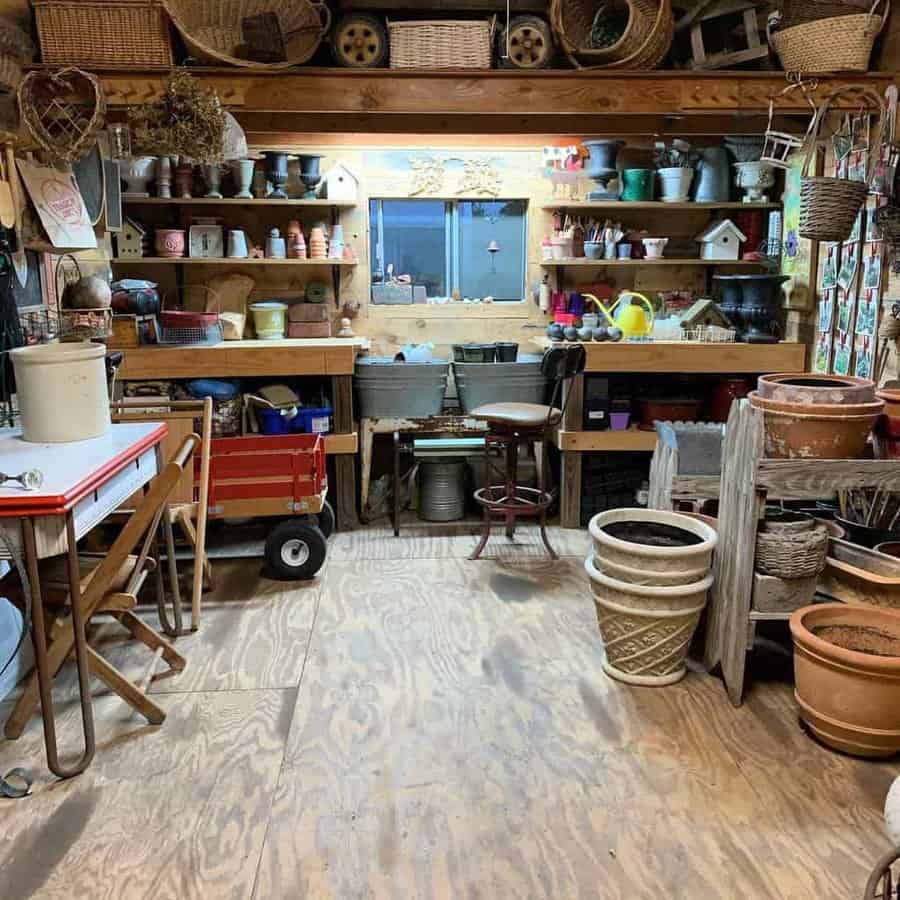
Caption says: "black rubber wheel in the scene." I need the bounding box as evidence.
[331,13,388,68]
[497,15,554,69]
[264,520,327,580]
[316,499,335,539]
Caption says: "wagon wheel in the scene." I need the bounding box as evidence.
[497,15,554,69]
[264,520,327,581]
[331,13,388,68]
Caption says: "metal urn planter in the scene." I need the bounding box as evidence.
[714,274,788,343]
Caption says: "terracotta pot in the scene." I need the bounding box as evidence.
[790,603,900,757]
[710,377,750,423]
[876,387,900,418]
[757,373,876,405]
[637,398,701,430]
[155,228,186,258]
[749,391,885,419]
[749,392,880,459]
[875,415,900,460]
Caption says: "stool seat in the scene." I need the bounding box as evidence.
[470,402,561,428]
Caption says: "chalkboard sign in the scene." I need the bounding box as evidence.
[10,251,44,309]
[73,143,105,227]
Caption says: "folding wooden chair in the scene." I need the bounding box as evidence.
[111,398,213,631]
[3,435,199,738]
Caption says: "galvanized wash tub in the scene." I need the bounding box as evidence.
[355,357,450,418]
[453,355,547,414]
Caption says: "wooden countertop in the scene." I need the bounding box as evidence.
[118,338,369,380]
[531,339,806,374]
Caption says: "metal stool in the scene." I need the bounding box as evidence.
[469,345,586,560]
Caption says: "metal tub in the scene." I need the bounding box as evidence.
[453,355,548,414]
[355,357,449,418]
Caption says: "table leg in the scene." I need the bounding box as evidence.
[22,515,96,778]
[392,431,400,537]
[359,419,373,523]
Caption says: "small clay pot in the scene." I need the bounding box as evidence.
[748,391,884,418]
[637,398,701,431]
[790,603,900,757]
[757,373,876,405]
[155,228,186,258]
[749,392,881,459]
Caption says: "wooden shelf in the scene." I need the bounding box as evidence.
[111,257,356,266]
[123,198,354,208]
[541,201,780,211]
[532,338,806,373]
[325,432,358,455]
[117,338,369,379]
[540,258,766,267]
[556,428,657,452]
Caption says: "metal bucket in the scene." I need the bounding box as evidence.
[419,458,467,521]
[355,357,449,417]
[454,355,547,413]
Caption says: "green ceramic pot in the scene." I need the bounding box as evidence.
[621,168,655,202]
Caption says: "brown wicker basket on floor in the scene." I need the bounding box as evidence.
[34,0,173,67]
[755,523,828,579]
[799,87,885,243]
[550,0,672,69]
[768,0,888,73]
[164,0,330,68]
[388,19,494,68]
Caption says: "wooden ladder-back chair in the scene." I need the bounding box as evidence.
[111,398,213,631]
[4,435,200,739]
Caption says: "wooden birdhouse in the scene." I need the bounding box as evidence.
[696,218,747,261]
[678,297,733,330]
[116,217,149,259]
[320,162,359,204]
[678,0,769,70]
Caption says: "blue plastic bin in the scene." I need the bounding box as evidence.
[294,406,333,434]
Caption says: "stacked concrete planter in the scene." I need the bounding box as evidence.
[586,508,717,686]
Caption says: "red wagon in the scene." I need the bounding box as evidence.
[201,433,333,579]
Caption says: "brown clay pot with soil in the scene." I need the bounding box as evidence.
[790,603,900,757]
[749,391,882,459]
[876,387,900,418]
[749,392,885,419]
[758,373,876,406]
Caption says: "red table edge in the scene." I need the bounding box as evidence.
[0,423,169,518]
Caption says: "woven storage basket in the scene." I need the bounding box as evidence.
[768,0,888,73]
[781,0,875,27]
[388,19,494,68]
[799,87,885,242]
[34,0,173,67]
[550,0,672,69]
[756,524,829,579]
[164,0,330,68]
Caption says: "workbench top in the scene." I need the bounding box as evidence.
[118,338,370,380]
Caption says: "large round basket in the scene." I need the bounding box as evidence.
[768,0,888,73]
[550,0,672,69]
[163,0,331,68]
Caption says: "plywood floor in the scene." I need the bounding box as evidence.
[1,522,897,900]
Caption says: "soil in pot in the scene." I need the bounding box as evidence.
[601,521,703,547]
[813,624,900,657]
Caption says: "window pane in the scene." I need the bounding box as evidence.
[370,199,447,300]
[458,200,526,302]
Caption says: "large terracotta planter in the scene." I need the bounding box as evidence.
[757,373,876,405]
[588,508,717,585]
[876,387,900,418]
[749,391,884,419]
[749,391,881,459]
[790,603,900,757]
[585,555,712,686]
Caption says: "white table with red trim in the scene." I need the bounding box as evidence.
[0,421,167,778]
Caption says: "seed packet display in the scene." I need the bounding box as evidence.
[818,290,834,332]
[822,244,839,289]
[856,288,879,336]
[838,243,860,292]
[814,331,833,373]
[837,287,857,334]
[867,199,885,242]
[855,334,874,379]
[849,207,865,243]
[863,245,883,290]
[833,331,853,376]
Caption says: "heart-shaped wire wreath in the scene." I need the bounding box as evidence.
[17,67,106,164]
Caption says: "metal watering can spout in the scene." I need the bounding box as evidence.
[581,293,616,327]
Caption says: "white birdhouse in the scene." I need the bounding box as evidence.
[117,217,149,259]
[695,218,747,261]
[321,162,359,204]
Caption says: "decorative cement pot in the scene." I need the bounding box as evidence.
[122,156,156,197]
[156,156,172,199]
[790,603,900,757]
[175,162,194,199]
[642,237,668,258]
[714,274,787,343]
[234,159,256,199]
[734,160,775,203]
[588,507,717,583]
[266,152,290,199]
[757,373,876,405]
[584,140,624,200]
[299,153,323,199]
[203,164,224,199]
[155,228,186,258]
[585,555,713,686]
[749,391,882,459]
[621,168,654,201]
[692,147,731,203]
[658,166,693,202]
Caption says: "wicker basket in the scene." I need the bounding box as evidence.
[780,0,876,27]
[34,0,173,67]
[799,87,885,242]
[164,0,331,68]
[550,0,672,69]
[768,0,888,73]
[388,19,494,68]
[756,524,829,579]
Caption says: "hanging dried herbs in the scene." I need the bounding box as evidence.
[127,71,226,163]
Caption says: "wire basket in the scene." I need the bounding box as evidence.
[59,308,112,342]
[681,325,737,342]
[157,313,224,346]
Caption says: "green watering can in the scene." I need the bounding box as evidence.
[584,292,655,339]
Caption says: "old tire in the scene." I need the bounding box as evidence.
[497,15,554,69]
[264,520,327,580]
[331,13,388,68]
